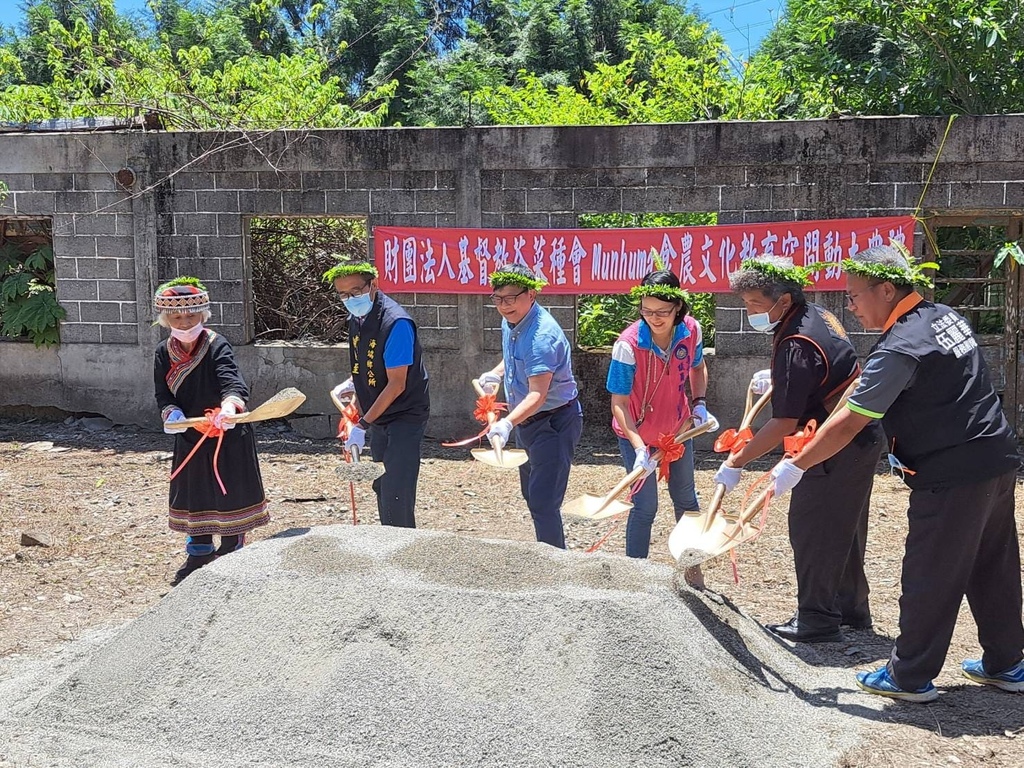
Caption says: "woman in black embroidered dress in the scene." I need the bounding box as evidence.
[153,277,269,586]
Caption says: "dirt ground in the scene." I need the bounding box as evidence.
[2,416,1023,767]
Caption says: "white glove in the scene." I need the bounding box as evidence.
[770,459,805,497]
[751,369,772,396]
[477,371,502,394]
[214,400,238,430]
[631,446,657,478]
[692,403,709,427]
[163,408,187,434]
[714,461,743,492]
[345,424,366,452]
[486,417,513,449]
[332,378,355,401]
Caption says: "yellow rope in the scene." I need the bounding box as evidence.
[911,114,958,287]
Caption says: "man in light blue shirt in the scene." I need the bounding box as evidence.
[478,264,583,548]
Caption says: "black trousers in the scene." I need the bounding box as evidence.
[890,469,1024,690]
[368,418,426,529]
[787,425,883,631]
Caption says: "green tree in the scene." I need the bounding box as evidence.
[753,0,1024,116]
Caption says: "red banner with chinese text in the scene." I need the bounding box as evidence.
[373,216,915,294]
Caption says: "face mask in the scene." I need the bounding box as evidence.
[170,323,204,343]
[747,297,782,333]
[343,291,374,318]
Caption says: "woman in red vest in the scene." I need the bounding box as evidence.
[606,269,713,582]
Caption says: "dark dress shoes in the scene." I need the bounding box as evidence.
[767,616,843,644]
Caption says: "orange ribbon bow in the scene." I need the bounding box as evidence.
[336,401,361,442]
[442,394,509,448]
[783,420,817,457]
[654,433,686,481]
[714,427,754,455]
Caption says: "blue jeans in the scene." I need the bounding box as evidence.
[617,437,699,559]
[368,418,426,528]
[515,402,583,549]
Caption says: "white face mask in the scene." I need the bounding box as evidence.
[169,323,204,343]
[747,297,782,333]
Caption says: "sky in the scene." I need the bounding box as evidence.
[0,0,779,63]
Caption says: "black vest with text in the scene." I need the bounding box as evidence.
[875,299,1017,489]
[773,302,861,425]
[349,292,430,425]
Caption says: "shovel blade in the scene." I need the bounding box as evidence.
[335,462,386,482]
[668,511,759,566]
[470,446,529,469]
[562,493,632,520]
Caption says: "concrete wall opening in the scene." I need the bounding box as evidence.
[247,216,368,344]
[0,217,61,347]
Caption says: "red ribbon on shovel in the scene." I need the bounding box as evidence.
[714,427,754,455]
[169,408,228,495]
[442,393,509,448]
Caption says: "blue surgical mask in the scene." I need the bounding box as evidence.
[343,291,374,318]
[747,297,782,333]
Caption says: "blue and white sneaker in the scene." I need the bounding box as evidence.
[962,658,1024,692]
[856,665,938,703]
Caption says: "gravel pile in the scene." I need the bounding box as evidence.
[0,526,876,767]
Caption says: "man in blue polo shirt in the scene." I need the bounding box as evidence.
[477,264,583,548]
[328,259,430,529]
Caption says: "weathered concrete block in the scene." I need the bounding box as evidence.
[59,323,102,343]
[195,191,240,212]
[73,174,116,191]
[256,171,302,190]
[326,190,370,212]
[57,279,99,301]
[74,215,117,236]
[415,189,456,213]
[14,191,56,214]
[720,185,772,211]
[346,171,390,190]
[214,172,257,190]
[288,414,334,440]
[391,171,438,190]
[32,173,72,190]
[526,188,573,213]
[174,213,217,236]
[80,302,122,323]
[299,171,345,191]
[370,190,415,214]
[55,191,96,213]
[97,280,135,302]
[238,191,283,214]
[117,259,135,281]
[573,187,622,213]
[481,189,525,214]
[283,190,326,214]
[76,258,119,280]
[99,324,138,344]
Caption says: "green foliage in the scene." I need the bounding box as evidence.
[994,241,1024,269]
[0,0,395,128]
[0,242,65,347]
[577,213,717,348]
[752,0,1024,116]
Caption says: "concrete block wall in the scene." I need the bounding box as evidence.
[1,116,1023,430]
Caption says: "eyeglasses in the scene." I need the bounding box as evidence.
[336,283,371,301]
[845,282,883,307]
[490,289,527,307]
[639,307,676,319]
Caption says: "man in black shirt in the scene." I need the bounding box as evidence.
[772,245,1023,703]
[718,256,883,643]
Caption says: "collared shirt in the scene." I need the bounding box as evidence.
[606,319,703,395]
[502,301,578,410]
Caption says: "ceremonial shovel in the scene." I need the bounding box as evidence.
[167,387,307,430]
[469,379,528,470]
[329,386,386,485]
[562,417,719,521]
[669,378,859,568]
